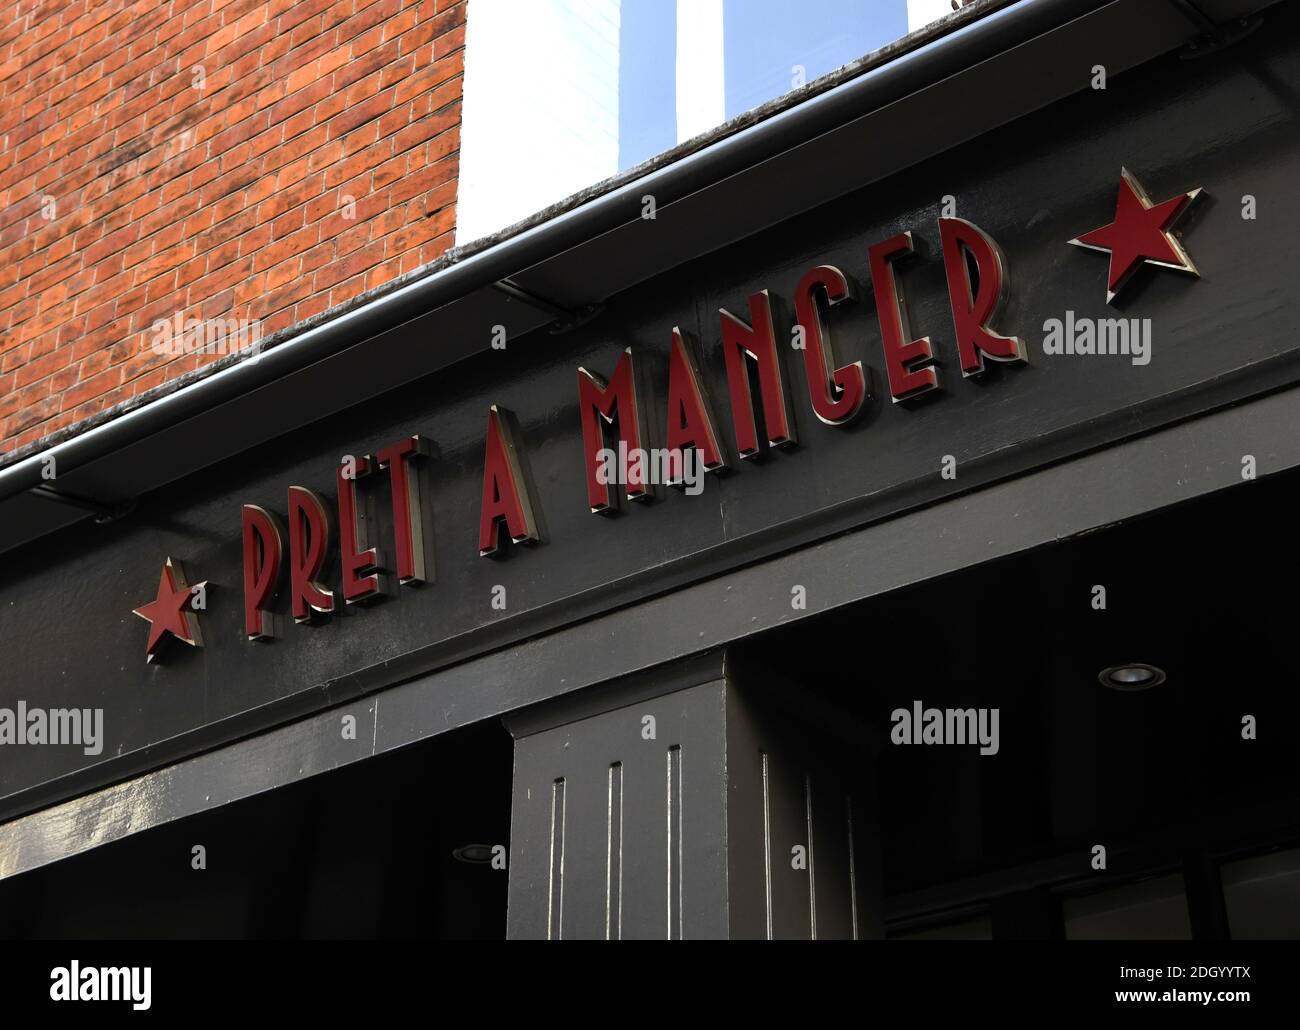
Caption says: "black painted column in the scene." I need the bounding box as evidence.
[503,651,881,939]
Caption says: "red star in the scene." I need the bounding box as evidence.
[1069,168,1201,303]
[132,558,206,663]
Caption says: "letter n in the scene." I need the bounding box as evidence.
[665,328,726,482]
[719,289,796,457]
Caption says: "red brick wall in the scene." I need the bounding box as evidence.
[0,0,464,456]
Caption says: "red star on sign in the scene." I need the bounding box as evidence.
[132,558,207,663]
[1069,168,1201,304]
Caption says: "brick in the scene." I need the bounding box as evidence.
[0,0,462,454]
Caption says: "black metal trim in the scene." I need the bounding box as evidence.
[27,485,133,523]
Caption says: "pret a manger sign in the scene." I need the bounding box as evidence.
[131,170,1204,663]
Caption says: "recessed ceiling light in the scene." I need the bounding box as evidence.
[451,843,496,865]
[1098,663,1166,691]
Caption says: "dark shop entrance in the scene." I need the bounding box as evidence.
[5,460,1296,940]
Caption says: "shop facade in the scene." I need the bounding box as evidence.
[1,0,1298,939]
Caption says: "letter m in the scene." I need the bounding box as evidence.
[103,968,131,1000]
[1097,318,1128,355]
[577,348,649,513]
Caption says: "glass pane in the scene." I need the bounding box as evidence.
[1222,848,1300,940]
[1064,875,1192,940]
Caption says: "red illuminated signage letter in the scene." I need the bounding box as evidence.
[794,265,866,425]
[376,435,432,585]
[719,289,795,457]
[869,231,939,402]
[665,328,726,482]
[577,347,649,513]
[479,405,540,557]
[242,505,284,641]
[287,485,336,622]
[337,455,381,605]
[938,217,1025,376]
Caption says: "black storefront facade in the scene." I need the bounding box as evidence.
[1,0,1298,941]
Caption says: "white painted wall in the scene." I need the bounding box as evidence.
[675,0,724,145]
[458,0,958,246]
[907,0,957,32]
[457,0,621,245]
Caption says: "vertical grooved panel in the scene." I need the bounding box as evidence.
[666,745,683,940]
[805,774,817,940]
[761,750,773,940]
[847,795,859,941]
[606,762,623,940]
[509,677,779,939]
[548,777,566,940]
[725,684,876,940]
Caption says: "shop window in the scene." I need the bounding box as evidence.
[1063,874,1192,940]
[1221,847,1300,940]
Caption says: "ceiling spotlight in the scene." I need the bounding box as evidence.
[451,843,496,865]
[1098,663,1166,691]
